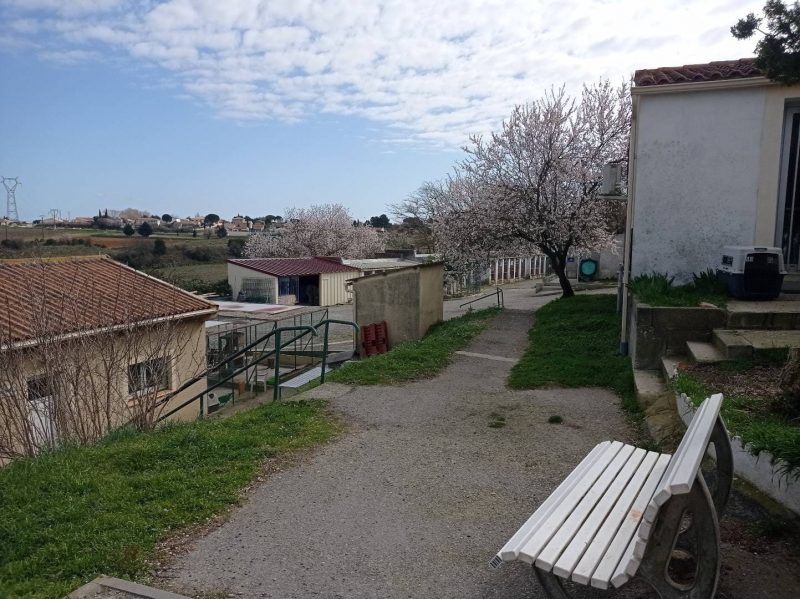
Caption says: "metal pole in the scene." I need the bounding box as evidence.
[320,322,330,384]
[273,330,282,401]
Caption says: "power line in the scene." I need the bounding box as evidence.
[2,177,20,222]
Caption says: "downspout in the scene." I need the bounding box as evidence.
[619,90,640,355]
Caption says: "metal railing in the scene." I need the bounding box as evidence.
[459,286,504,310]
[155,324,318,422]
[154,316,359,422]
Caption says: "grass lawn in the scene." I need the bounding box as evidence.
[0,400,335,598]
[508,295,639,415]
[673,360,800,479]
[328,307,499,385]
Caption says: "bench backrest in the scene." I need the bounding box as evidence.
[637,393,723,544]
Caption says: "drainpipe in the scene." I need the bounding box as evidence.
[620,90,640,356]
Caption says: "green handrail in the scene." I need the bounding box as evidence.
[155,325,317,422]
[459,286,504,310]
[272,326,318,401]
[315,319,360,384]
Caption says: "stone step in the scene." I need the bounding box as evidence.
[712,329,800,360]
[686,340,726,364]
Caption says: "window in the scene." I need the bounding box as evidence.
[128,358,170,395]
[27,376,52,402]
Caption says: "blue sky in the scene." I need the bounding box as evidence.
[0,0,759,222]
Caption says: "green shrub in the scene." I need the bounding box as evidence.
[629,271,727,307]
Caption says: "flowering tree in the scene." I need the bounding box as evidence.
[425,80,630,297]
[245,204,384,259]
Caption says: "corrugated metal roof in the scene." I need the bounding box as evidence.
[343,258,421,270]
[228,257,361,277]
[0,255,217,345]
[634,58,762,87]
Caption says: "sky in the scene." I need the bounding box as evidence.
[0,0,761,222]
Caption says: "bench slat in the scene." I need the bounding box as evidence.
[535,444,636,571]
[589,452,671,589]
[563,449,654,584]
[493,441,617,565]
[516,441,625,565]
[640,394,722,529]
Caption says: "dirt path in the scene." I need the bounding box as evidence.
[160,309,637,598]
[159,305,800,598]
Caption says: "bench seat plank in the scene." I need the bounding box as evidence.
[597,453,671,589]
[517,442,626,564]
[536,445,638,572]
[557,448,652,582]
[492,441,620,566]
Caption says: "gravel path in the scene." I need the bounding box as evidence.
[161,308,636,598]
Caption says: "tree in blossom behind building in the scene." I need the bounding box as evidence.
[244,204,385,259]
[400,80,630,297]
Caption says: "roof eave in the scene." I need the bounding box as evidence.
[1,307,218,352]
[632,76,772,95]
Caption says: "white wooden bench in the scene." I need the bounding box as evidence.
[492,394,733,598]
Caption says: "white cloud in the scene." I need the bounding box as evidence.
[1,0,761,145]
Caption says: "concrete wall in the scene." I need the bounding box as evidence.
[352,263,444,347]
[630,299,726,369]
[631,87,768,282]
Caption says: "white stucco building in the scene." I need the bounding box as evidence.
[626,58,800,282]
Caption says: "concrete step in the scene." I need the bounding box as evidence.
[279,366,323,389]
[68,576,189,598]
[661,356,682,382]
[782,272,800,293]
[712,328,800,359]
[633,368,667,406]
[725,299,800,330]
[686,340,726,364]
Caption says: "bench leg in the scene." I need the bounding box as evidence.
[704,416,733,517]
[637,474,721,598]
[532,567,570,599]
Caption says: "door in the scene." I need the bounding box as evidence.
[27,376,56,451]
[778,106,800,270]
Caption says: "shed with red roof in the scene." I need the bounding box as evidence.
[227,257,362,306]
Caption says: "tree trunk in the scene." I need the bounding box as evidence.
[552,258,574,297]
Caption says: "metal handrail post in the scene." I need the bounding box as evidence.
[320,322,330,384]
[273,330,282,401]
[316,319,360,384]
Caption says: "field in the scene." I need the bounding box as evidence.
[1,225,235,293]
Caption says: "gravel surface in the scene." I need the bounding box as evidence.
[160,308,637,598]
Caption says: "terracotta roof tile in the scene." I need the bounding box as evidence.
[634,58,762,87]
[228,257,361,277]
[0,255,216,345]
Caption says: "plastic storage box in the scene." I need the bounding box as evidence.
[716,246,786,300]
